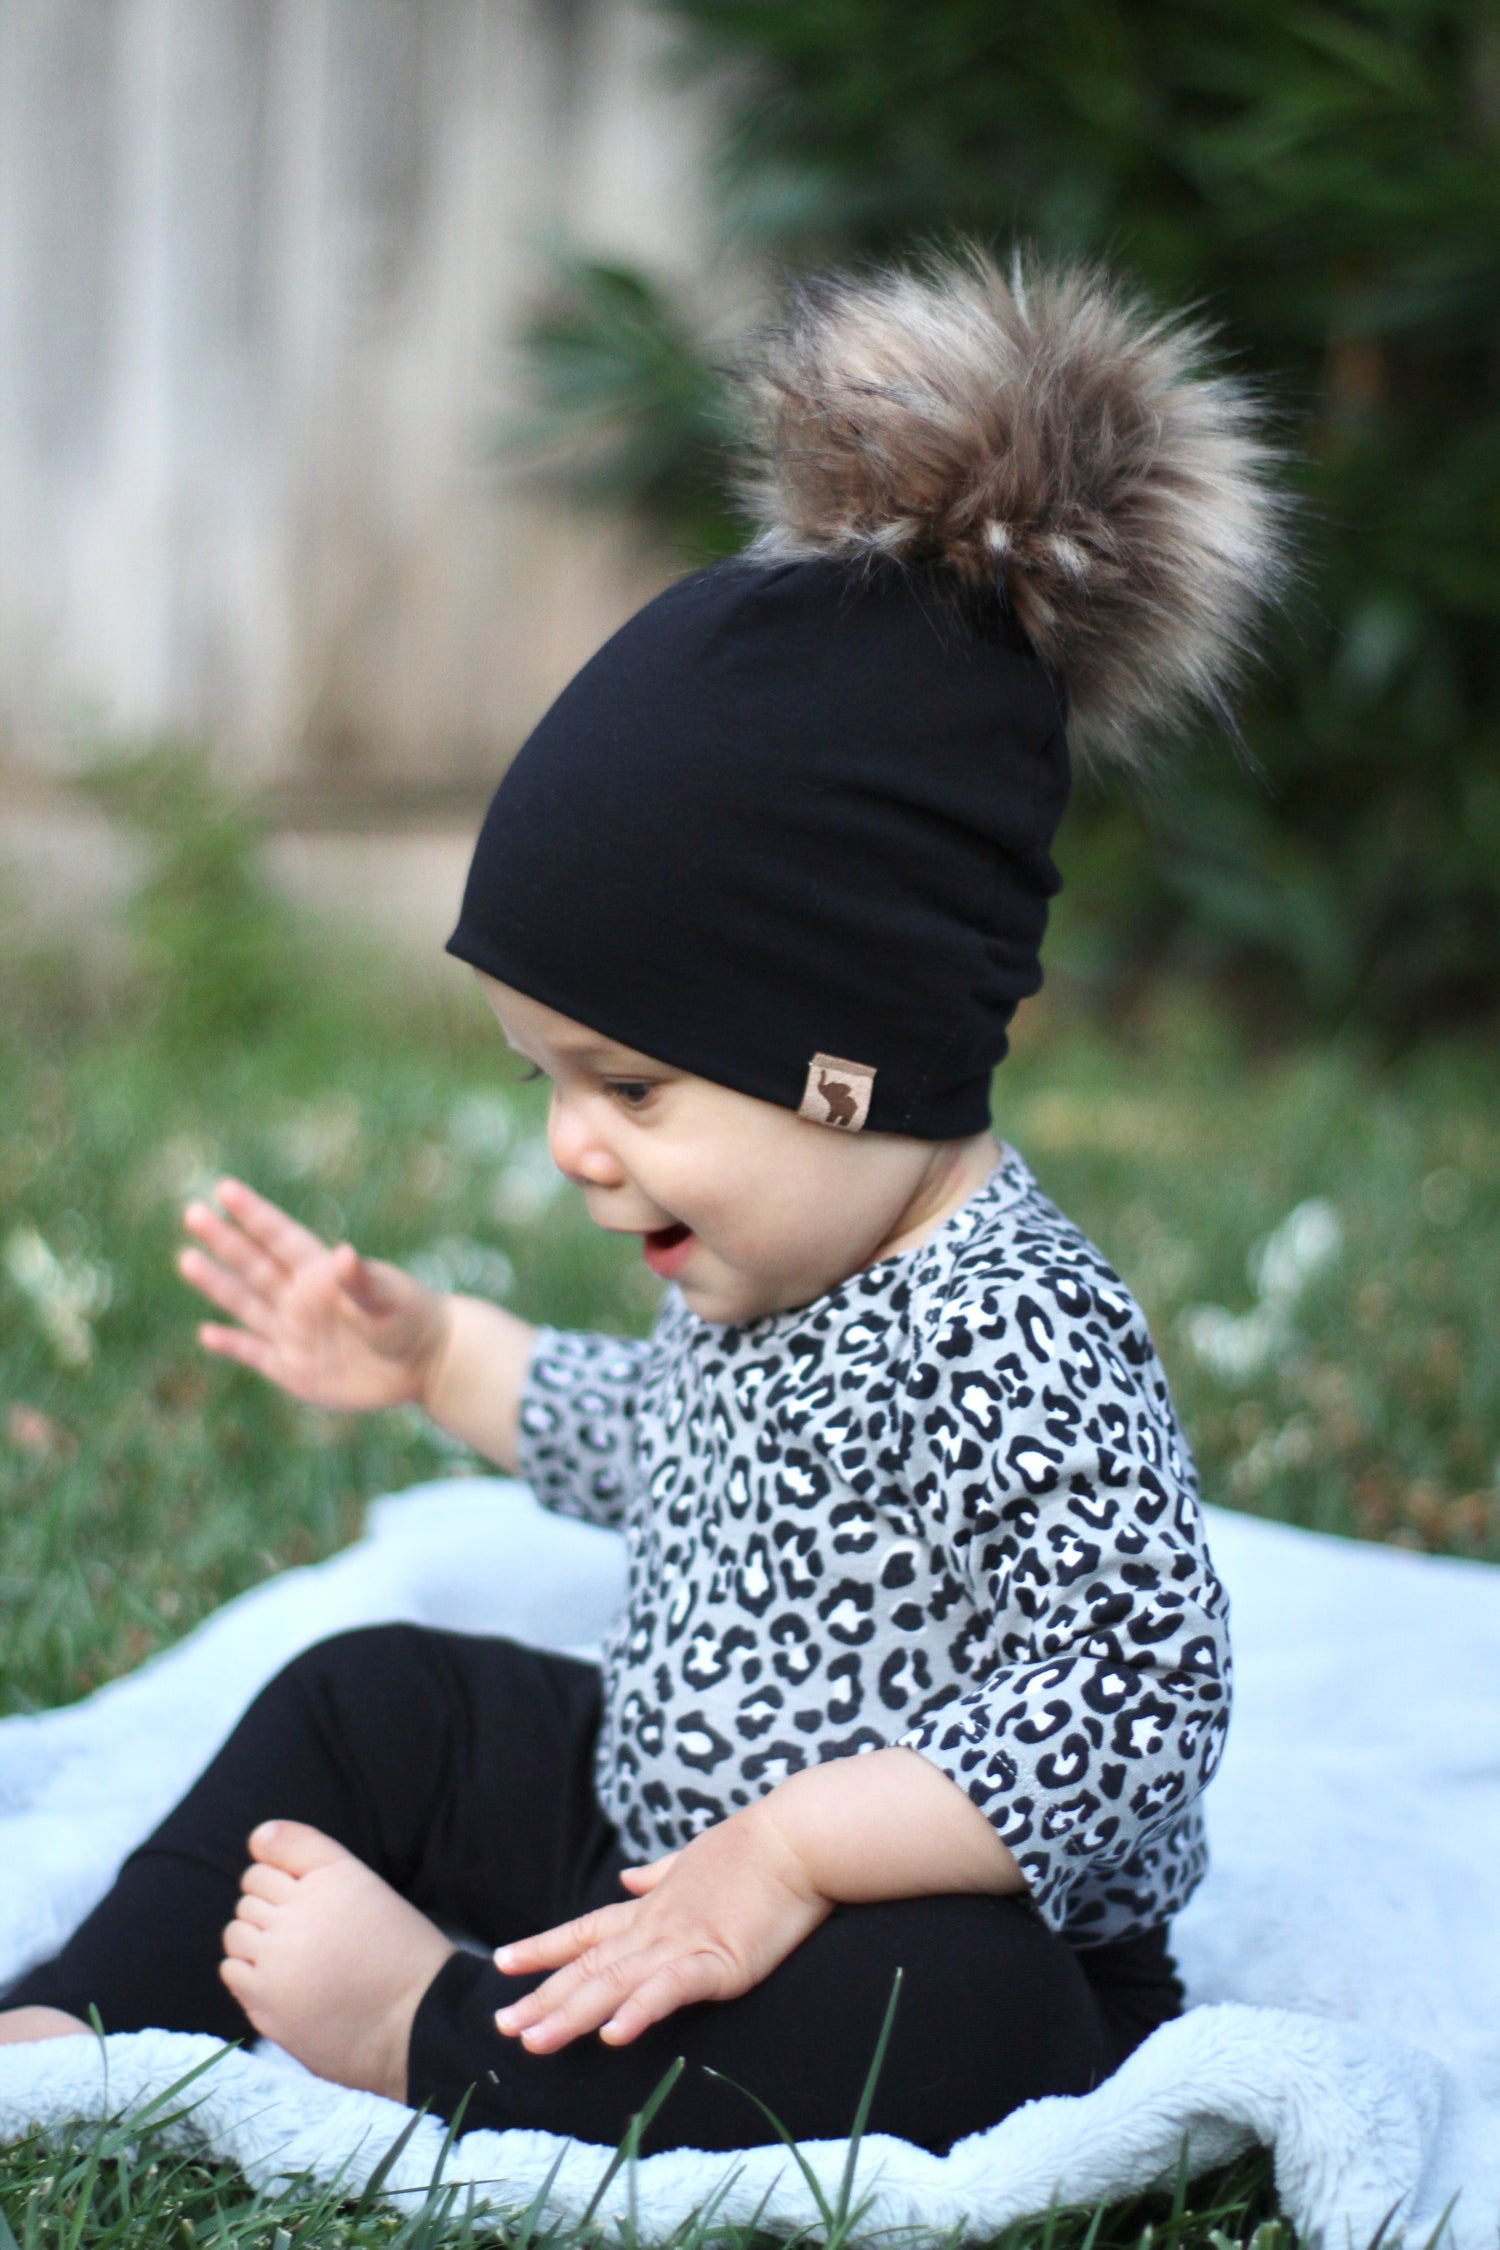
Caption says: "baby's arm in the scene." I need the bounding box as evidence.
[896,1267,1233,1934]
[179,1178,536,1471]
[491,1748,1023,2053]
[416,1293,537,1469]
[751,1744,1024,1901]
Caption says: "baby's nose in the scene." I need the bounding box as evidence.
[546,1103,626,1190]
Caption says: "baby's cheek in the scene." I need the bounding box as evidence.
[715,1217,804,1284]
[679,1229,806,1324]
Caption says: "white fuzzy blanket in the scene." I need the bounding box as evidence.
[1,1482,1497,2248]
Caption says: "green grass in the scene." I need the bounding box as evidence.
[0,952,648,1713]
[2,861,1497,2244]
[0,2047,1287,2250]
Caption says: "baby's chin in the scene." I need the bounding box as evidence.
[675,1255,835,1328]
[675,1273,772,1326]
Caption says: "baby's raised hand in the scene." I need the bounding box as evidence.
[490,1804,831,2052]
[178,1178,449,1413]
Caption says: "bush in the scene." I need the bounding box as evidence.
[515,0,1500,1036]
[75,743,308,1049]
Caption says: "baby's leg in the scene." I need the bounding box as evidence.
[0,2007,90,2045]
[5,1627,610,2095]
[415,1889,1172,2154]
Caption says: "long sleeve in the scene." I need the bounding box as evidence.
[570,1154,1231,1934]
[516,1326,654,1530]
[894,1246,1232,1935]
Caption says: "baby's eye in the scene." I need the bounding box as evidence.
[516,1062,546,1084]
[604,1079,655,1108]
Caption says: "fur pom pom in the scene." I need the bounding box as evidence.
[741,249,1290,767]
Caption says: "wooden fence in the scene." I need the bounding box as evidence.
[0,0,714,799]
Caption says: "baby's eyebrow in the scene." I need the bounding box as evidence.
[550,1037,663,1072]
[499,1022,667,1073]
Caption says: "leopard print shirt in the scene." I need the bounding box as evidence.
[517,1147,1231,1944]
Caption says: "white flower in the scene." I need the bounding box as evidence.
[490,1138,565,1227]
[4,1226,113,1368]
[1250,1198,1343,1307]
[407,1237,516,1303]
[448,1093,515,1162]
[265,1096,361,1182]
[134,1134,222,1207]
[1179,1198,1342,1387]
[1178,1303,1282,1385]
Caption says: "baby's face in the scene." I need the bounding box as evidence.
[477,975,989,1324]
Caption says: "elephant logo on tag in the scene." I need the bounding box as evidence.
[798,1053,875,1132]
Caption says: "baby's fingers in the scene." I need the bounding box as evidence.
[333,1247,413,1320]
[617,1853,680,1895]
[494,1901,631,1979]
[182,1202,287,1301]
[599,1953,725,2045]
[498,1942,667,2052]
[214,1178,327,1269]
[503,1946,724,2053]
[178,1246,280,1339]
[197,1323,281,1381]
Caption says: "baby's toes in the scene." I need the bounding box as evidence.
[248,1819,354,1879]
[221,1910,263,1964]
[218,1953,264,2022]
[240,1861,296,1906]
[233,1893,276,1931]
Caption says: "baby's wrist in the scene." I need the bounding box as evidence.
[410,1289,459,1416]
[744,1772,847,1907]
[738,1786,828,1906]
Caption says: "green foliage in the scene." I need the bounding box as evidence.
[0,787,643,1711]
[510,258,745,565]
[74,745,309,1049]
[1000,994,1500,1552]
[514,0,1500,1034]
[3,931,1497,1729]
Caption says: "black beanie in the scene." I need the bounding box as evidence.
[448,251,1285,1140]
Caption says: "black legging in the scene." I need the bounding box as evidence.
[7,1627,1183,2153]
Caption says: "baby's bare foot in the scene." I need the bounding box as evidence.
[0,2006,91,2046]
[220,1820,454,2104]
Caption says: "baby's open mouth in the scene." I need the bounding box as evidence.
[642,1221,695,1279]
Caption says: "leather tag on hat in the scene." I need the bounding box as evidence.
[799,1053,875,1132]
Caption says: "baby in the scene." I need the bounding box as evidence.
[1,251,1282,2155]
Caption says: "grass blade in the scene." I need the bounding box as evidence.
[392,2087,472,2250]
[699,2069,835,2232]
[117,2040,242,2135]
[1075,2196,1107,2250]
[60,2013,114,2250]
[1415,2190,1462,2250]
[426,2083,472,2195]
[580,2054,687,2229]
[509,2139,572,2248]
[1362,2193,1422,2250]
[831,1966,903,2240]
[349,2101,432,2221]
